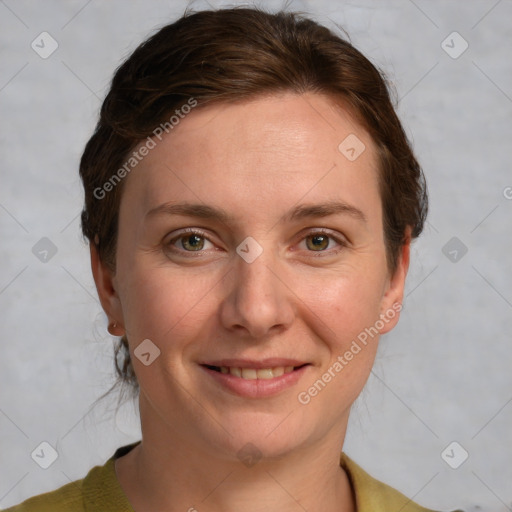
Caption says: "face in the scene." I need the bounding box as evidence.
[93,92,409,460]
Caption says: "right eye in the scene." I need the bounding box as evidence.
[167,229,215,253]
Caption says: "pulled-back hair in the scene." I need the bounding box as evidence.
[80,7,428,397]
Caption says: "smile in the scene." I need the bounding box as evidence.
[199,360,310,398]
[203,364,306,380]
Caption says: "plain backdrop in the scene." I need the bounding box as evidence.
[1,1,511,510]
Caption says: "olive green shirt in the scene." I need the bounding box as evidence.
[3,442,457,511]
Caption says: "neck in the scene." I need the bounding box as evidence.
[115,398,356,512]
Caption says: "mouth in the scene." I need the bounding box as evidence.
[199,359,310,398]
[201,363,309,380]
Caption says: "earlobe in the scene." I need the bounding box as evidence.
[90,243,125,336]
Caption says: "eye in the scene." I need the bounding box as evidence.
[165,228,345,257]
[167,229,214,253]
[299,231,346,253]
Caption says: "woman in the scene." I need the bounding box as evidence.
[5,6,461,512]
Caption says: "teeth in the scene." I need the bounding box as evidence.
[230,367,242,377]
[217,366,297,379]
[242,368,258,379]
[256,369,273,379]
[272,366,284,377]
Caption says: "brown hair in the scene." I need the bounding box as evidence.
[80,6,428,398]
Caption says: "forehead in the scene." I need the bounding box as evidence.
[121,92,380,224]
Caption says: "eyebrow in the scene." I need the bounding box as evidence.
[145,200,367,224]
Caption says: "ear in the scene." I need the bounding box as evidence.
[378,229,411,335]
[90,242,125,336]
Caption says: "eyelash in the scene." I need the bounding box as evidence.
[165,228,347,257]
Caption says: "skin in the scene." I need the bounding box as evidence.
[91,92,410,512]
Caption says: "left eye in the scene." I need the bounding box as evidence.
[301,233,342,252]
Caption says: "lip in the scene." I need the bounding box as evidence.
[199,360,310,399]
[199,358,308,369]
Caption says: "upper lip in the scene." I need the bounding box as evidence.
[200,358,309,369]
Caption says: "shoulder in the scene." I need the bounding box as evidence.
[2,444,138,512]
[340,453,463,512]
[1,478,86,512]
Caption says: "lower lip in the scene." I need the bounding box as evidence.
[200,365,309,398]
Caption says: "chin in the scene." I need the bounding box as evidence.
[197,410,315,462]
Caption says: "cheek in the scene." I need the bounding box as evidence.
[295,274,384,413]
[299,268,385,346]
[118,264,216,344]
[297,269,386,406]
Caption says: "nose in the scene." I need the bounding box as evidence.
[219,250,295,340]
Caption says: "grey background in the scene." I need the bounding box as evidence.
[1,0,511,510]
